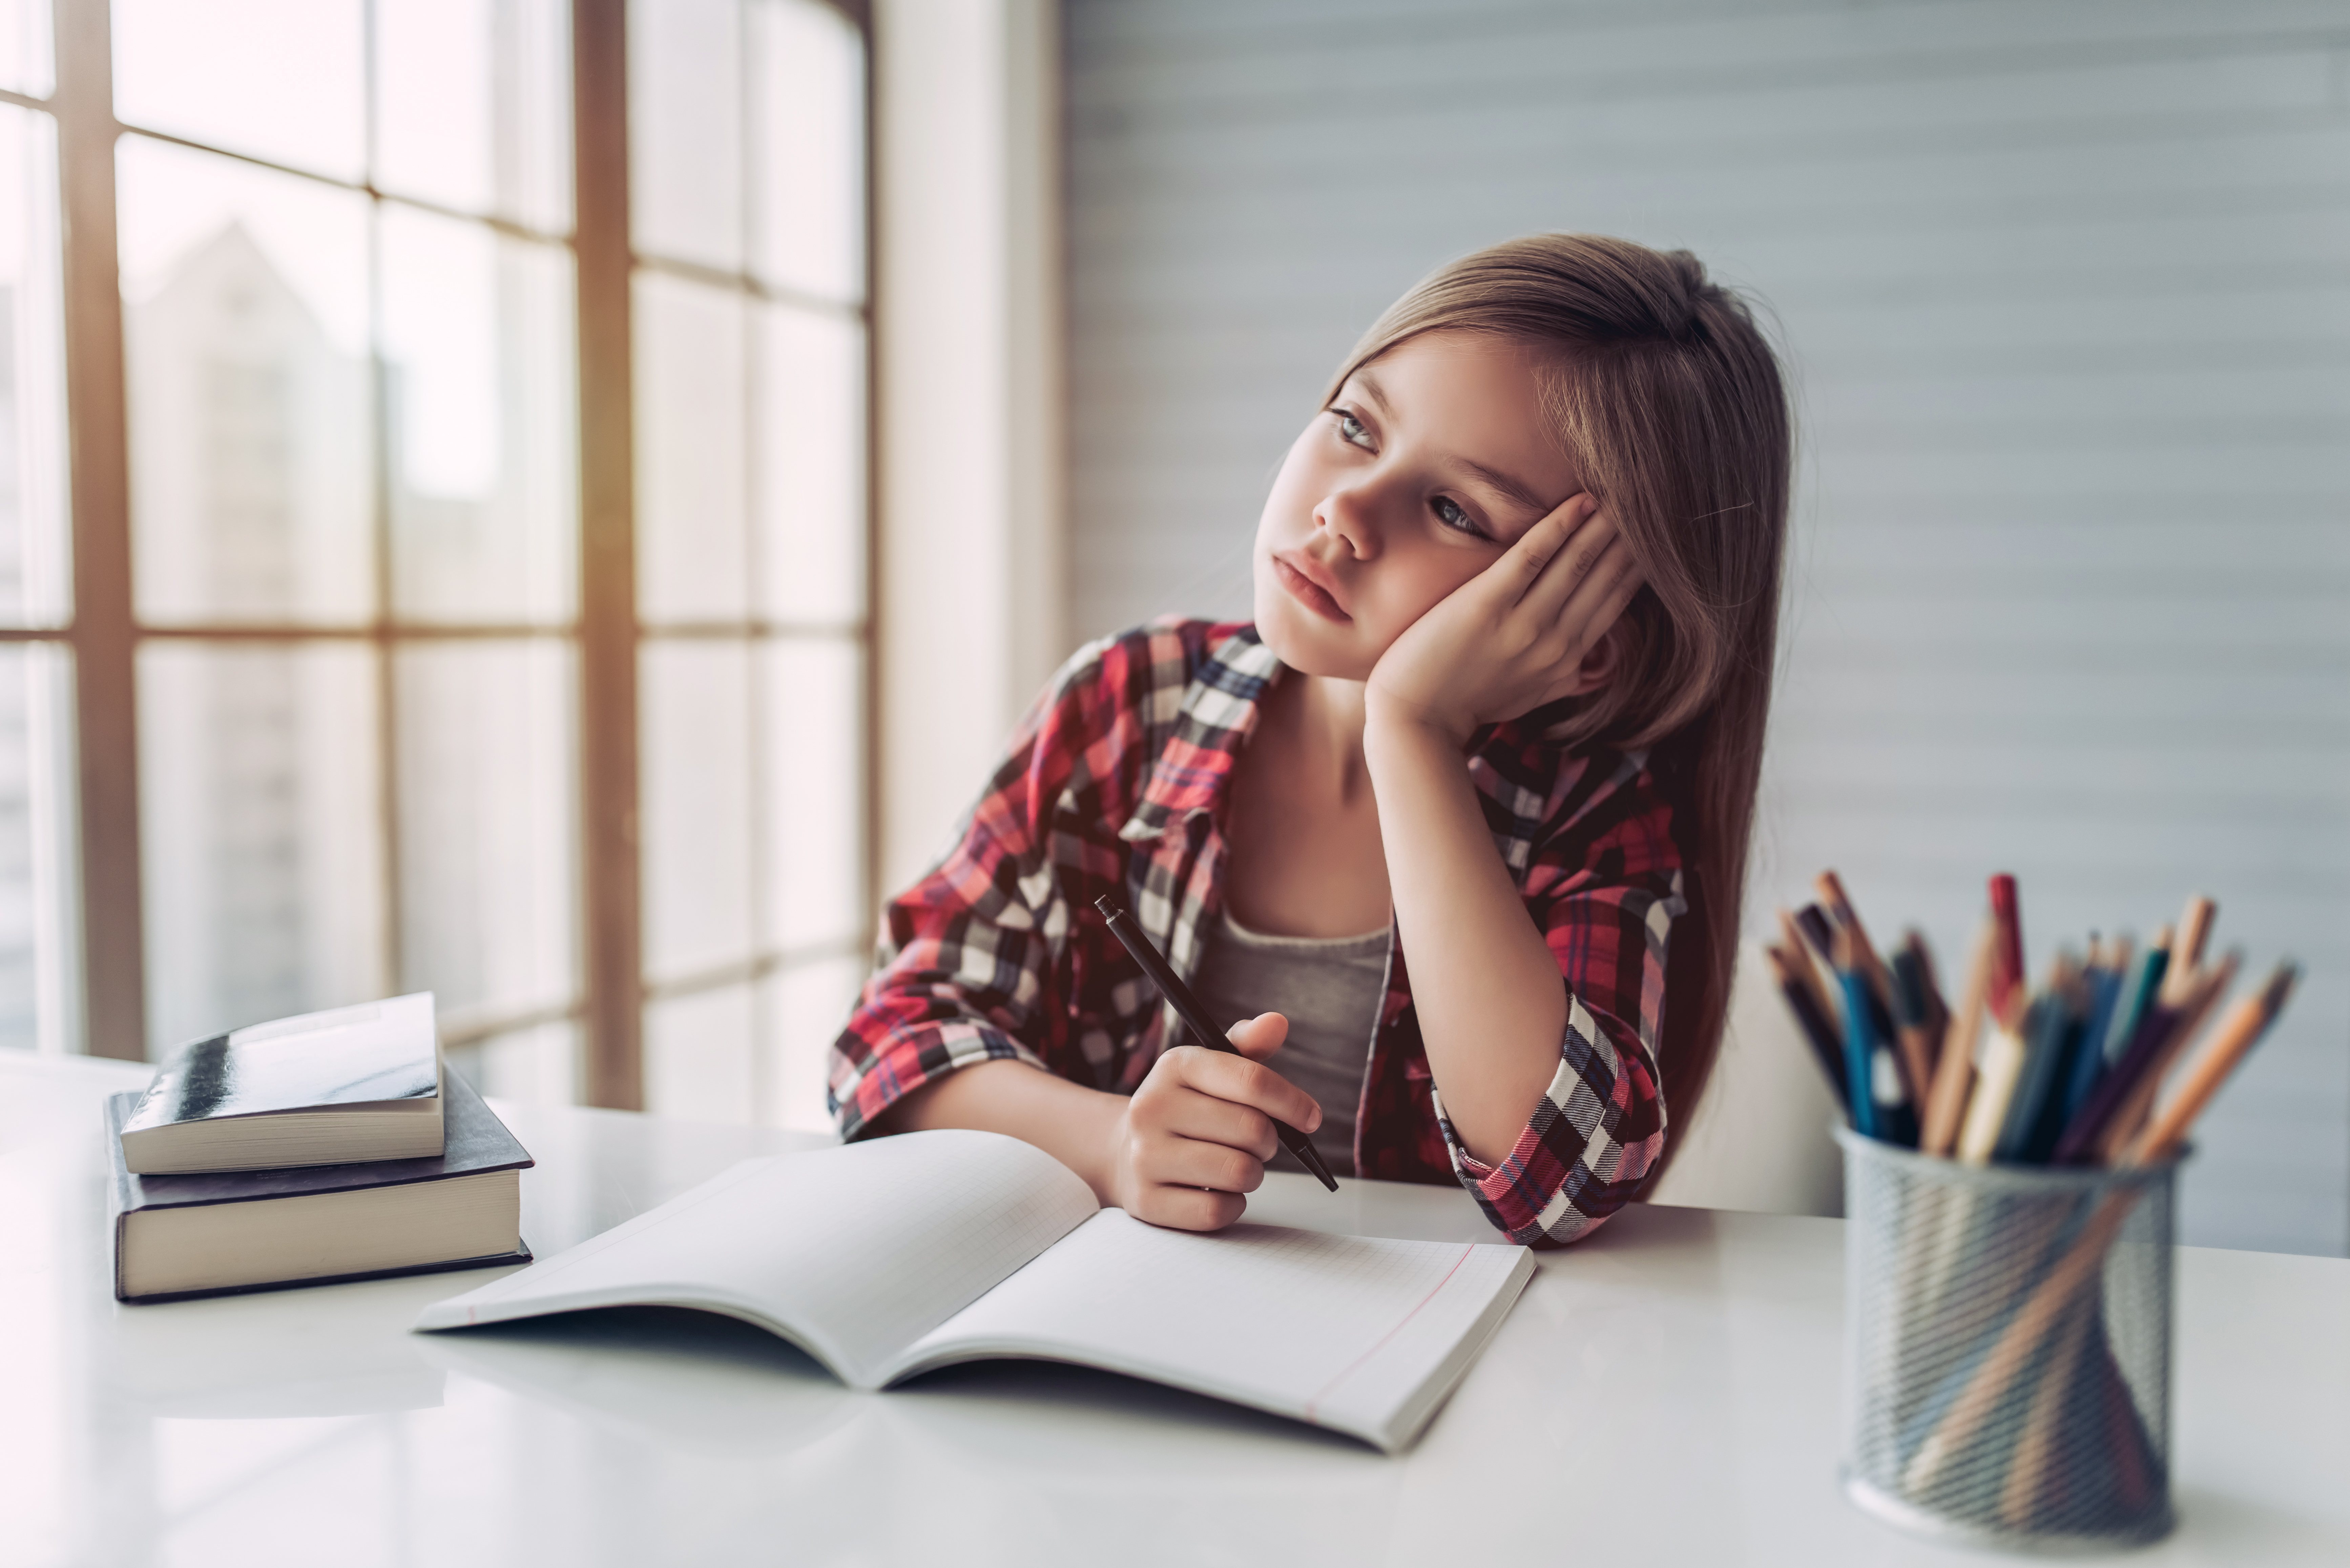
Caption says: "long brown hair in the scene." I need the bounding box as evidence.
[1325,234,1790,1175]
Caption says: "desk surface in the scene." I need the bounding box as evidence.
[5,1052,2346,1568]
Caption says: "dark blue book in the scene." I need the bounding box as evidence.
[105,1067,532,1304]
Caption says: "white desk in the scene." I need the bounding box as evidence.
[5,1052,2346,1567]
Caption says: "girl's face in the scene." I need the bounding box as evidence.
[1252,330,1583,681]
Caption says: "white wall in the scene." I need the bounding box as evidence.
[873,0,1066,899]
[1063,0,2350,1254]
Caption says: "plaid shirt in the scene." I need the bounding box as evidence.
[830,619,1685,1246]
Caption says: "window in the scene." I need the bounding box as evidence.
[627,0,869,1126]
[0,0,869,1130]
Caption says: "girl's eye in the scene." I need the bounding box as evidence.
[1432,496,1489,539]
[1334,410,1373,449]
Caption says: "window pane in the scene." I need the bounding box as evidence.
[395,641,576,1023]
[754,305,863,625]
[112,0,365,183]
[376,0,573,233]
[448,1017,577,1107]
[635,272,748,624]
[0,105,67,627]
[641,639,752,984]
[383,207,577,624]
[764,954,861,1131]
[119,136,374,627]
[140,642,388,1052]
[628,0,743,271]
[0,644,79,1052]
[0,0,52,98]
[748,0,864,304]
[762,637,862,952]
[645,980,754,1124]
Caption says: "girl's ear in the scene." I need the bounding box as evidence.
[1562,620,1632,697]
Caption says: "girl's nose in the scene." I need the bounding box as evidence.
[1313,488,1381,561]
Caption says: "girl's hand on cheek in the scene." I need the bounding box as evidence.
[1365,493,1644,747]
[1102,1013,1321,1231]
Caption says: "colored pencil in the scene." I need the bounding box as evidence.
[1995,955,2084,1164]
[1900,930,1950,1061]
[1815,873,1910,1072]
[2120,963,2299,1166]
[2093,953,2240,1166]
[1987,873,2025,1020]
[1834,930,1879,1140]
[1836,927,1917,1147]
[1796,902,1883,1051]
[2163,896,2216,1002]
[1956,990,2036,1166]
[1766,943,1850,1114]
[1920,918,1994,1158]
[2100,928,2169,1071]
[1888,943,1940,1114]
[2045,951,2224,1167]
[2000,1309,2095,1528]
[2058,935,2130,1125]
[1776,907,1843,1034]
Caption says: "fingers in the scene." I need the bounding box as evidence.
[1129,1184,1248,1232]
[1504,493,1603,605]
[1553,533,1644,655]
[1225,1011,1289,1061]
[1115,1045,1322,1234]
[1148,1131,1269,1194]
[1166,1043,1321,1133]
[1517,501,1625,621]
[1151,1077,1282,1158]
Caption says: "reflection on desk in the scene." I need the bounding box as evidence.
[3,1051,2347,1567]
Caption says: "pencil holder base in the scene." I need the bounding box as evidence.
[1836,1130,2180,1552]
[1842,1469,2174,1557]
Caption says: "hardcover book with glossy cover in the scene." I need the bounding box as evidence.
[118,993,447,1174]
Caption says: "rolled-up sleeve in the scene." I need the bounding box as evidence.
[1432,775,1685,1246]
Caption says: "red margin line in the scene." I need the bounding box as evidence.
[1304,1244,1474,1422]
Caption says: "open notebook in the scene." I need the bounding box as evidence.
[415,1129,1534,1453]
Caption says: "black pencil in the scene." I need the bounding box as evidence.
[1767,942,1851,1115]
[1093,895,1339,1191]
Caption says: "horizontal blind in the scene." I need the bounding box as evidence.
[1064,0,2350,1254]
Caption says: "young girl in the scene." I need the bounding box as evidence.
[830,234,1789,1246]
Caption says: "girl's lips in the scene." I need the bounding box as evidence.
[1273,554,1351,622]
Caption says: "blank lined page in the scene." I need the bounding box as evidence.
[418,1130,1098,1387]
[902,1210,1532,1446]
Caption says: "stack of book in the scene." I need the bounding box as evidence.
[105,993,534,1304]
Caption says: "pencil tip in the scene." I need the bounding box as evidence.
[2264,962,2301,1016]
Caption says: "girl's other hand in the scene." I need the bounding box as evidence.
[1103,1012,1319,1231]
[1364,493,1642,747]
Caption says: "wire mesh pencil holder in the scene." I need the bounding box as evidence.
[1837,1128,2179,1554]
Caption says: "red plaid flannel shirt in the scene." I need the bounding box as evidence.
[829,619,1685,1245]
